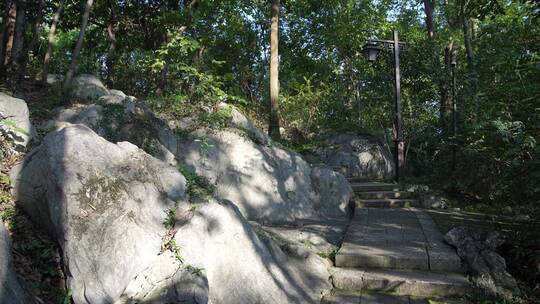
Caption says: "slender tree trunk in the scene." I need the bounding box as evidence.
[471,18,478,41]
[154,0,196,94]
[10,0,26,75]
[461,1,478,113]
[268,0,280,140]
[440,42,456,137]
[63,0,94,90]
[42,0,65,86]
[2,1,16,67]
[21,0,45,77]
[461,3,474,71]
[155,63,168,96]
[344,54,357,111]
[423,0,435,39]
[0,0,13,74]
[106,0,118,87]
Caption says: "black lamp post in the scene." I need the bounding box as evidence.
[451,49,458,171]
[362,30,406,184]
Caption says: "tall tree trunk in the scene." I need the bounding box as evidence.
[2,1,16,67]
[0,0,13,75]
[440,42,456,137]
[268,0,280,140]
[21,0,45,77]
[344,54,358,112]
[461,0,478,113]
[10,0,26,75]
[63,0,94,90]
[154,0,195,95]
[42,0,65,86]
[423,0,436,39]
[471,18,478,41]
[106,0,117,87]
[155,62,167,96]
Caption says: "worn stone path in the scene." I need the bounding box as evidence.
[323,292,468,304]
[336,208,463,272]
[324,182,470,303]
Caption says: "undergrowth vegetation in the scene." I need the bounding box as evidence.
[1,109,67,303]
[177,166,215,199]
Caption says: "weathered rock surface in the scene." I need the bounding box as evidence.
[305,132,394,180]
[420,192,449,209]
[252,218,349,256]
[36,99,352,225]
[217,102,269,145]
[46,74,64,86]
[174,199,332,303]
[99,89,127,105]
[0,220,34,304]
[406,184,449,209]
[70,74,110,101]
[40,105,108,138]
[35,96,352,223]
[161,127,351,224]
[444,227,520,297]
[11,124,188,304]
[115,250,209,304]
[0,93,36,149]
[12,123,337,303]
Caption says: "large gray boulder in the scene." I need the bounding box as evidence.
[99,89,127,105]
[174,199,331,303]
[36,99,353,226]
[305,132,394,180]
[40,104,125,142]
[444,227,520,297]
[11,124,189,304]
[158,127,351,224]
[12,124,336,303]
[70,74,110,101]
[0,220,34,304]
[160,105,353,224]
[0,93,36,149]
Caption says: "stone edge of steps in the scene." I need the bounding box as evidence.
[330,267,470,298]
[355,199,421,208]
[322,291,471,304]
[356,191,415,199]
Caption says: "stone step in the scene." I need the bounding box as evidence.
[336,241,430,270]
[330,268,470,298]
[356,191,415,200]
[346,176,381,183]
[336,209,464,273]
[323,291,470,304]
[352,182,400,192]
[356,198,421,208]
[336,237,464,273]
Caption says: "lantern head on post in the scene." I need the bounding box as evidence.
[362,41,380,62]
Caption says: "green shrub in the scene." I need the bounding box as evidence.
[177,166,215,198]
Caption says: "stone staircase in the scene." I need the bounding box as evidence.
[323,177,470,303]
[353,182,420,208]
